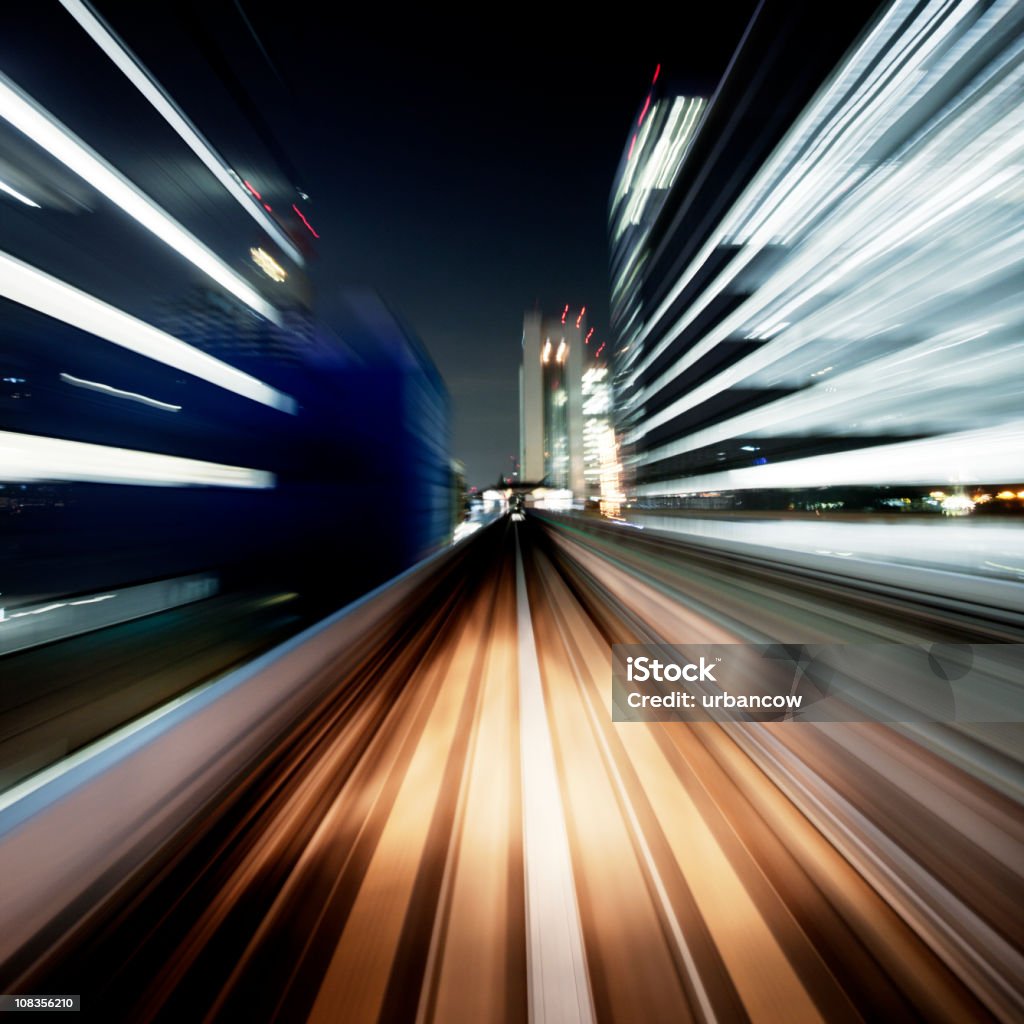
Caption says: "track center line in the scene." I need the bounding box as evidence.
[515,527,596,1024]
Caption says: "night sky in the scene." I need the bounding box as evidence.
[107,4,760,486]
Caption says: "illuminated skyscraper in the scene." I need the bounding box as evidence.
[605,8,1024,507]
[607,71,707,498]
[581,363,612,492]
[582,361,624,513]
[519,308,585,493]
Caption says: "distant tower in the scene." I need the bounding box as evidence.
[582,359,616,500]
[520,307,585,494]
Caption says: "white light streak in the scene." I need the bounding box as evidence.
[514,531,595,1024]
[452,520,482,544]
[613,97,706,241]
[0,430,275,489]
[13,604,67,618]
[0,251,296,413]
[636,422,1024,497]
[60,372,182,411]
[0,178,39,207]
[58,0,305,268]
[0,72,279,322]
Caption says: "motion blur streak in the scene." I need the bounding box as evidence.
[0,430,274,488]
[615,0,1024,499]
[0,516,1020,1022]
[0,176,39,207]
[634,420,1024,493]
[59,372,182,412]
[0,250,296,412]
[0,73,279,322]
[54,0,305,266]
[514,531,595,1024]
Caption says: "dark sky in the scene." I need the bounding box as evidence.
[103,3,761,486]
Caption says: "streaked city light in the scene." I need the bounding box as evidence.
[0,250,296,413]
[250,247,288,283]
[291,203,320,238]
[56,0,306,267]
[0,430,274,488]
[452,520,483,543]
[613,96,705,243]
[0,177,39,207]
[0,72,280,322]
[634,421,1024,496]
[597,425,624,518]
[614,0,1024,500]
[60,372,182,412]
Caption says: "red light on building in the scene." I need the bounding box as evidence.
[638,94,651,126]
[292,204,320,239]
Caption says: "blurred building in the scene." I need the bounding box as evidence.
[321,289,453,574]
[609,84,707,397]
[154,288,315,369]
[0,5,452,612]
[519,308,586,494]
[609,2,1024,509]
